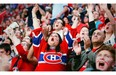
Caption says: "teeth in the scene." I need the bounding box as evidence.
[99,62,104,66]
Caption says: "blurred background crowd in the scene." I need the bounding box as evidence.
[0,4,116,71]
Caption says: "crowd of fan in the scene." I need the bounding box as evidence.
[0,4,116,71]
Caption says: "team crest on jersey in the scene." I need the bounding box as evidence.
[43,52,62,64]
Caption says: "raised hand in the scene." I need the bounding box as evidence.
[100,4,108,11]
[32,4,39,14]
[6,27,14,40]
[83,35,91,50]
[86,4,94,12]
[24,25,32,36]
[63,27,68,35]
[42,24,50,40]
[76,33,80,41]
[73,40,81,55]
[71,16,79,28]
[6,27,20,46]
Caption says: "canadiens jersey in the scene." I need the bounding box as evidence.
[31,28,73,71]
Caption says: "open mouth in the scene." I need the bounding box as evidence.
[56,25,58,27]
[99,62,105,68]
[99,62,104,66]
[82,33,84,35]
[51,38,54,41]
[106,27,109,29]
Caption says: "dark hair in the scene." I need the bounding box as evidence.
[107,4,112,10]
[0,43,11,55]
[7,37,13,45]
[56,18,65,26]
[47,33,62,52]
[105,18,110,25]
[96,45,115,61]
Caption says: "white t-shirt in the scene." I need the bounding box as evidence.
[104,34,115,46]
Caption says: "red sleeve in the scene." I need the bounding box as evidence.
[60,39,68,53]
[16,44,28,61]
[113,44,116,49]
[65,23,72,30]
[69,28,78,38]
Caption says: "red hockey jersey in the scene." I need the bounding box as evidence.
[32,28,73,71]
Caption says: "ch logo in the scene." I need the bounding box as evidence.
[50,55,57,60]
[43,52,62,64]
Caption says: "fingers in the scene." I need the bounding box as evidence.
[73,42,82,55]
[83,35,91,49]
[32,4,39,13]
[83,35,89,42]
[76,33,80,40]
[73,40,78,47]
[78,43,81,48]
[6,27,14,37]
[63,27,68,35]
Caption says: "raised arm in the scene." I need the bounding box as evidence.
[6,28,28,59]
[73,40,82,55]
[100,4,116,36]
[38,4,46,16]
[87,4,94,22]
[27,45,38,66]
[32,4,41,29]
[71,16,79,28]
[56,6,68,18]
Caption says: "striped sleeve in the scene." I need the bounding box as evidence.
[65,31,73,49]
[32,28,43,47]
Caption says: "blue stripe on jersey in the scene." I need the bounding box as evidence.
[39,53,44,61]
[32,32,43,46]
[61,55,67,64]
[65,31,73,48]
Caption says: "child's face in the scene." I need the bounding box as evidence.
[96,50,114,71]
[48,33,60,47]
[54,19,63,30]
